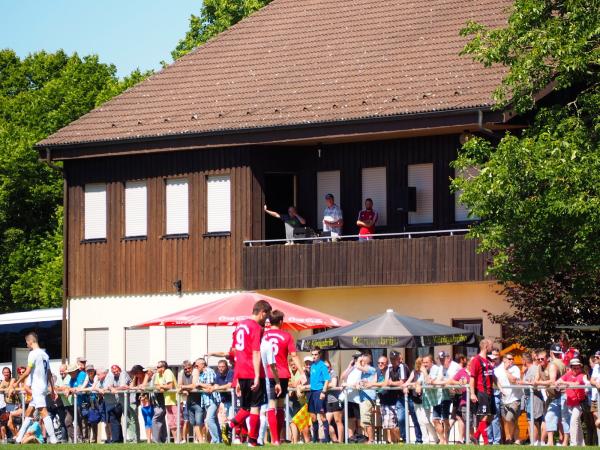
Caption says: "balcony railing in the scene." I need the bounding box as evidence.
[242,230,490,290]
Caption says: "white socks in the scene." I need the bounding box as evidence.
[15,417,32,443]
[42,415,57,443]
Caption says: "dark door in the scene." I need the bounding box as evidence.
[264,174,295,240]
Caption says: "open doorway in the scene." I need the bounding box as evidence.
[264,173,296,240]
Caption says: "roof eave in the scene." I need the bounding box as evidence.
[38,106,507,161]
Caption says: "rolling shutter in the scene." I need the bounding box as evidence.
[207,326,235,365]
[84,184,107,240]
[206,175,231,233]
[454,166,479,222]
[125,328,151,368]
[125,181,147,237]
[166,178,189,235]
[408,163,434,224]
[84,328,109,369]
[361,167,387,226]
[166,327,192,366]
[316,170,340,228]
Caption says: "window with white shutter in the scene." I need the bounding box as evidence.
[361,167,387,226]
[316,170,340,228]
[125,180,147,237]
[166,327,192,366]
[165,178,189,235]
[125,328,150,368]
[207,326,235,365]
[454,166,480,222]
[408,163,434,224]
[84,184,107,240]
[84,328,109,369]
[206,175,231,233]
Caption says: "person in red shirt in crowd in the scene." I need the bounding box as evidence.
[469,338,496,444]
[261,310,302,445]
[558,333,579,366]
[222,300,272,447]
[557,358,589,446]
[356,198,378,240]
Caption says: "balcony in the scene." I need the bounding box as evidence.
[242,230,490,290]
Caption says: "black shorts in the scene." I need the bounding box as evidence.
[307,391,326,414]
[238,378,266,410]
[348,402,361,419]
[476,391,496,416]
[267,378,289,400]
[326,400,343,413]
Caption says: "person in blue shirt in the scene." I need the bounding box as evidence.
[308,348,331,443]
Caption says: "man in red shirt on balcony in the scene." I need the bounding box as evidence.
[356,198,378,240]
[262,310,302,445]
[222,299,272,447]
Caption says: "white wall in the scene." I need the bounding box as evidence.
[68,291,239,368]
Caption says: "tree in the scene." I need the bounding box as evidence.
[171,0,272,60]
[0,49,150,312]
[454,0,600,353]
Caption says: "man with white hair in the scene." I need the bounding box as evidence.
[12,332,58,444]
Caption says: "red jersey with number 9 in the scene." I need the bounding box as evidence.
[262,328,296,379]
[232,319,264,379]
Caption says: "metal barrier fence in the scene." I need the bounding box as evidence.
[5,384,599,444]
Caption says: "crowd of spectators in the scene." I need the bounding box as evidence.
[0,337,598,445]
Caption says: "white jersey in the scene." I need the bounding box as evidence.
[28,348,50,394]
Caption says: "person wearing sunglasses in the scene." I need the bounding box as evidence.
[493,354,522,444]
[557,358,589,446]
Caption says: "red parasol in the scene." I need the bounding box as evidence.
[134,292,350,331]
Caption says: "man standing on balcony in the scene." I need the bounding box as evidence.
[263,205,306,244]
[322,194,343,241]
[356,198,378,240]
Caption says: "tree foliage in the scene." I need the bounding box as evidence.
[171,0,272,60]
[0,49,149,312]
[455,0,600,353]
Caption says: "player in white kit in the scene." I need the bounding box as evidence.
[13,332,57,444]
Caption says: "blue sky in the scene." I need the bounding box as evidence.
[1,0,201,78]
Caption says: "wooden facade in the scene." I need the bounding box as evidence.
[64,134,480,297]
[243,234,489,290]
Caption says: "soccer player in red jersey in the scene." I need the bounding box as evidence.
[222,299,272,447]
[261,310,302,445]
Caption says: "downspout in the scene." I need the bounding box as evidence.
[43,148,68,363]
[476,110,503,139]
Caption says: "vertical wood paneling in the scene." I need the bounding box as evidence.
[242,235,489,290]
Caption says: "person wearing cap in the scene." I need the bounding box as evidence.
[494,353,523,444]
[557,358,589,446]
[387,350,422,444]
[322,193,343,241]
[591,351,600,433]
[67,362,88,442]
[78,364,100,443]
[535,344,568,446]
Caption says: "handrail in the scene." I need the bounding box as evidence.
[243,228,470,246]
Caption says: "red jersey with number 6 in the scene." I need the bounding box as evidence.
[232,319,264,379]
[262,329,296,379]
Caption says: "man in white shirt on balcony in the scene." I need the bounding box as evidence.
[322,194,343,241]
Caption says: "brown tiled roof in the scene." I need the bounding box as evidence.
[38,0,510,147]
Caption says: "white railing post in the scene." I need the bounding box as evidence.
[529,386,535,447]
[343,387,349,444]
[404,389,410,444]
[73,391,78,444]
[176,391,181,444]
[285,393,290,441]
[465,384,471,445]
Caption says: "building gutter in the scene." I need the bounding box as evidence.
[37,106,508,161]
